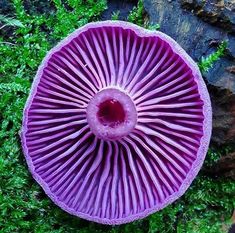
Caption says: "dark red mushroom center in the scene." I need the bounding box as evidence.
[97,99,126,128]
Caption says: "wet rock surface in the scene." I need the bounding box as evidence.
[206,151,235,180]
[209,85,235,145]
[143,0,235,145]
[181,0,235,33]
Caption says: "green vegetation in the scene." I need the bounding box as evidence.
[127,0,145,26]
[0,14,24,29]
[111,11,120,20]
[127,0,160,30]
[0,0,234,232]
[198,41,228,73]
[147,23,161,31]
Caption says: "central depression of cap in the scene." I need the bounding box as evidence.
[98,99,125,125]
[21,21,212,225]
[87,88,137,140]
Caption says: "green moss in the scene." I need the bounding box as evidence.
[127,0,160,30]
[111,11,120,20]
[127,0,145,26]
[198,41,228,73]
[0,0,234,232]
[147,23,160,30]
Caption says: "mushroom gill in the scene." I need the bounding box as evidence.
[21,21,212,225]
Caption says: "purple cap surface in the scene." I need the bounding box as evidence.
[21,21,212,225]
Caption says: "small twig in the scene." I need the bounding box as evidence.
[0,42,16,46]
[0,24,7,30]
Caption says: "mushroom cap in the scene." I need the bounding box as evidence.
[21,21,212,225]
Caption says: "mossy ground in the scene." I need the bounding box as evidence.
[0,0,234,232]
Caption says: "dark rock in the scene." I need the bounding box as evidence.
[206,151,235,179]
[143,0,235,145]
[209,85,235,144]
[180,0,235,33]
[229,224,235,233]
[0,0,14,16]
[204,57,235,94]
[228,35,235,57]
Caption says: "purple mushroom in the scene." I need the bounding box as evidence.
[21,21,212,225]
